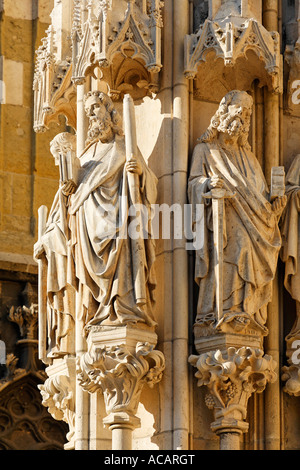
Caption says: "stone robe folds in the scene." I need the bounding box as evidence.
[188,142,282,330]
[69,135,157,330]
[280,155,300,303]
[42,186,75,356]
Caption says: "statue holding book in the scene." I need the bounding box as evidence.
[34,132,77,359]
[34,92,158,361]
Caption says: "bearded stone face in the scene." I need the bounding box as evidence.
[85,98,114,143]
[217,102,251,138]
[87,112,113,142]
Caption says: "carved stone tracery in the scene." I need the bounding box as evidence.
[33,0,164,133]
[72,0,163,95]
[0,375,67,450]
[185,1,282,101]
[0,283,68,450]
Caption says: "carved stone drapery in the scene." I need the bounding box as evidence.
[34,85,165,449]
[280,154,300,396]
[188,89,285,449]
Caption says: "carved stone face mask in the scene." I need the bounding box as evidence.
[87,108,113,143]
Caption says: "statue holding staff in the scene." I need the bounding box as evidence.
[67,91,158,331]
[35,92,158,361]
[34,132,77,360]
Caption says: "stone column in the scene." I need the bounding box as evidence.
[262,0,282,451]
[77,326,165,451]
[74,81,90,450]
[172,0,190,450]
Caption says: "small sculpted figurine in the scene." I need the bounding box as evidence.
[188,90,287,334]
[35,92,158,357]
[34,132,77,358]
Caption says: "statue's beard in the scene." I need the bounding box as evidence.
[218,113,246,138]
[87,116,113,143]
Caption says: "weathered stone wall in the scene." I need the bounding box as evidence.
[0,0,67,267]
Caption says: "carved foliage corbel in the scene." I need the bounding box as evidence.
[77,342,165,422]
[38,373,76,450]
[189,347,277,435]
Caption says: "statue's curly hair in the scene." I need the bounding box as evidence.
[199,90,253,150]
[50,132,77,155]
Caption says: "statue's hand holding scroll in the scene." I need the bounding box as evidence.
[125,158,143,176]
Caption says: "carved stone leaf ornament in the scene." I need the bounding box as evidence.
[9,304,38,340]
[78,342,165,416]
[38,373,75,449]
[282,326,300,397]
[282,365,300,397]
[189,347,277,433]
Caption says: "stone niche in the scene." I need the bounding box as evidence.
[186,0,282,102]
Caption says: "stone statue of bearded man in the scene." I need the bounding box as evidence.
[68,91,158,332]
[188,90,286,335]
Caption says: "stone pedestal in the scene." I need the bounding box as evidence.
[86,325,158,354]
